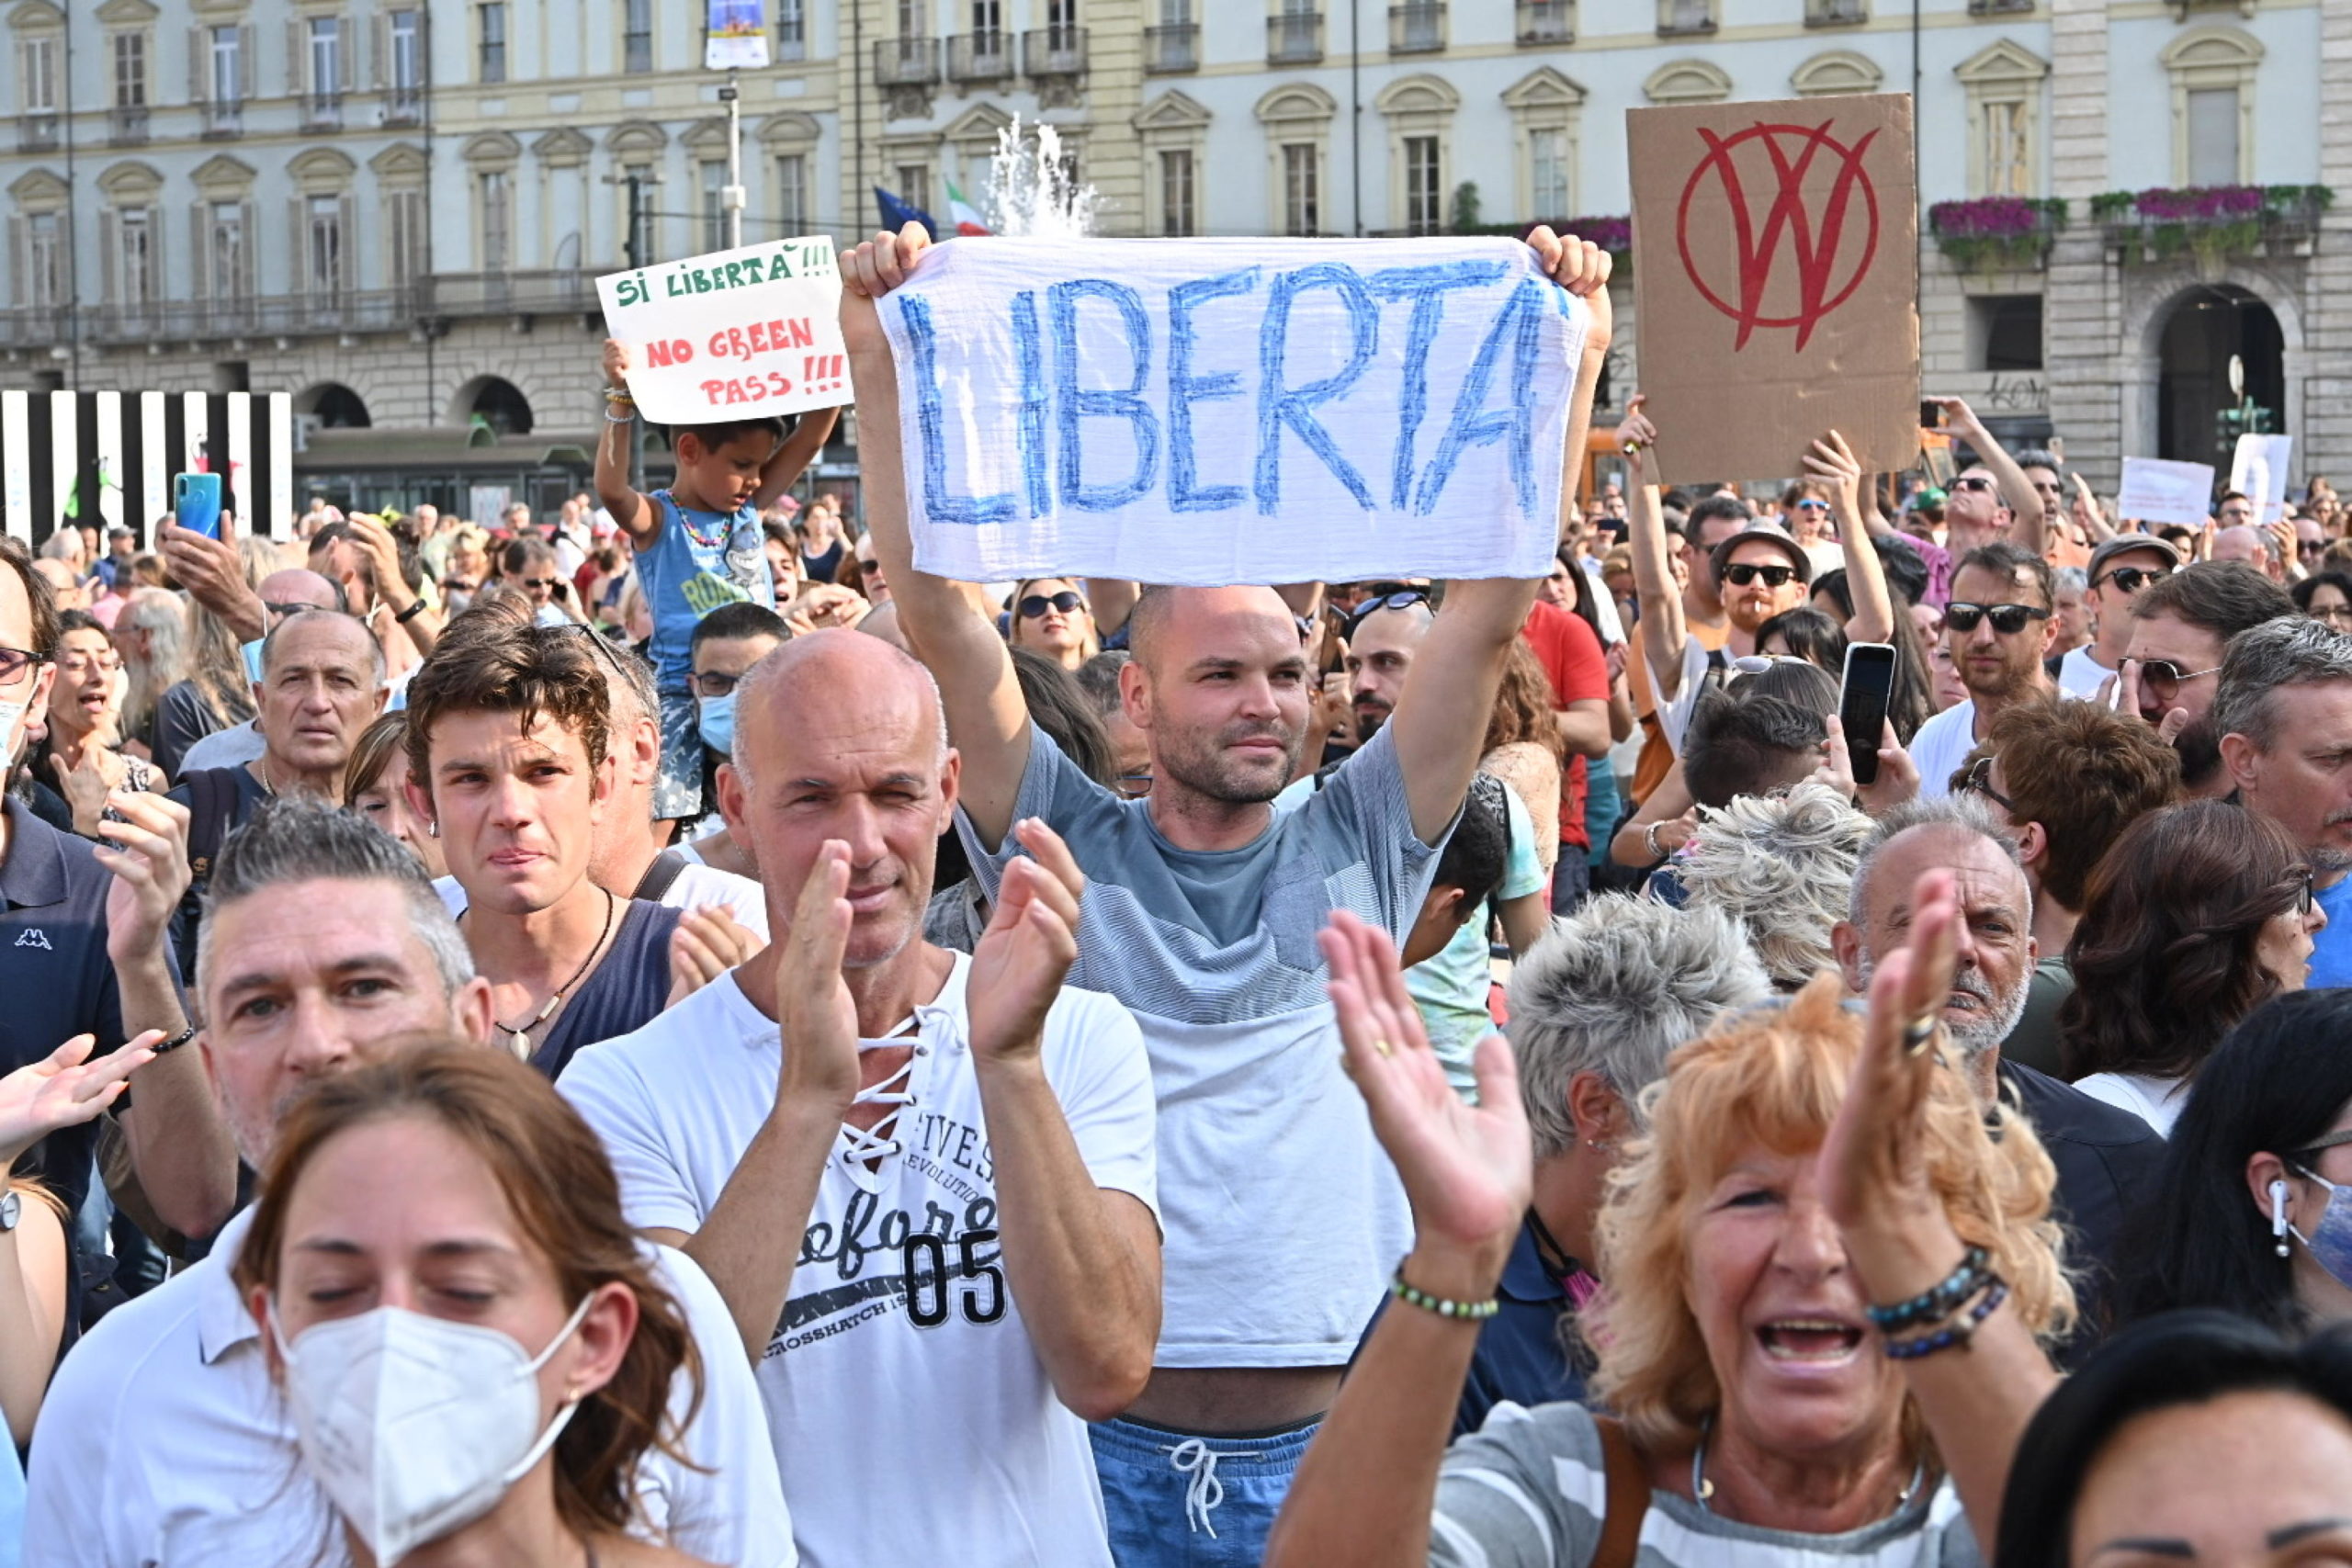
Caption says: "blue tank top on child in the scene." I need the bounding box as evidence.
[636,491,775,692]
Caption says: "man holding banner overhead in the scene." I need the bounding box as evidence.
[841,219,1614,1562]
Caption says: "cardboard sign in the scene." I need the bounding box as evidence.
[877,235,1589,586]
[2118,457,2217,525]
[1627,93,1919,483]
[704,0,771,69]
[597,237,848,425]
[2231,434,2293,524]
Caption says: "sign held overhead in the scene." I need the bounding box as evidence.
[1627,92,1920,483]
[597,236,849,425]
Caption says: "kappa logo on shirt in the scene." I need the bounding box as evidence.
[12,928,51,950]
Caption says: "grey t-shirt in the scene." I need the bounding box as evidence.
[1431,1402,1983,1567]
[956,722,1444,1368]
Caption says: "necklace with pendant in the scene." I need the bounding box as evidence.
[484,888,617,1059]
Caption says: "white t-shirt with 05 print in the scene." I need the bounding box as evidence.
[559,953,1159,1568]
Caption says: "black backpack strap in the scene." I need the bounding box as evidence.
[633,846,689,904]
[183,768,240,886]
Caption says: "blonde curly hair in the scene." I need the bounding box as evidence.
[1586,972,2075,1457]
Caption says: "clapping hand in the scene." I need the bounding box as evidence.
[0,1032,162,1168]
[668,906,763,1009]
[966,820,1084,1067]
[775,842,861,1117]
[1320,910,1530,1285]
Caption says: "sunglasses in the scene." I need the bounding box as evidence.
[2301,540,2330,557]
[1723,562,1798,589]
[0,644,45,684]
[1958,756,2013,811]
[2136,657,2222,705]
[1019,591,1085,619]
[521,576,560,592]
[1792,499,1831,513]
[1952,476,1998,494]
[1944,601,2051,635]
[2091,566,2170,594]
[1345,589,1433,637]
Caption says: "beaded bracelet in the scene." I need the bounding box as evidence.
[1865,1247,1989,1334]
[602,386,638,403]
[1389,1266,1499,1322]
[604,408,638,425]
[1883,1280,2007,1361]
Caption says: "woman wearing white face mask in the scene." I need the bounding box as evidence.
[235,1045,713,1568]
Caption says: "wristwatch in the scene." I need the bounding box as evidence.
[0,1189,20,1234]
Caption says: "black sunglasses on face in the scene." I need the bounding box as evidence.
[1019,591,1085,619]
[1944,601,2051,635]
[522,576,560,592]
[2136,658,2222,704]
[1723,562,1798,589]
[1952,476,1997,494]
[2091,566,2170,595]
[1959,756,2013,811]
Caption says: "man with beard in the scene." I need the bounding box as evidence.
[1832,796,2163,1349]
[2215,617,2352,987]
[2124,560,2295,794]
[1907,541,2062,797]
[842,219,1618,1560]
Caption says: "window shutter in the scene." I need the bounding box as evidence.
[287,19,306,95]
[189,201,209,299]
[8,216,25,309]
[98,209,119,303]
[145,207,164,304]
[339,15,356,92]
[339,194,357,290]
[289,197,308,294]
[187,25,208,102]
[373,12,390,88]
[240,200,257,298]
[239,27,254,97]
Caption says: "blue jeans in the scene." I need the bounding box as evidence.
[1089,1414,1318,1568]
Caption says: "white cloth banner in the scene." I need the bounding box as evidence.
[2231,434,2294,525]
[2118,457,2217,527]
[879,236,1589,586]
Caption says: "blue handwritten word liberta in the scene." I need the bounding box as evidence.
[896,259,1561,524]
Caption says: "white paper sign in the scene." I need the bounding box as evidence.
[2118,457,2218,527]
[2232,434,2294,525]
[878,235,1589,586]
[597,237,848,425]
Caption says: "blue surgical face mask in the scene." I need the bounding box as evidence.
[241,637,266,684]
[697,693,736,758]
[2290,1164,2352,1290]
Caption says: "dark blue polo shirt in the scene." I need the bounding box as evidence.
[1456,1217,1594,1437]
[0,795,151,1220]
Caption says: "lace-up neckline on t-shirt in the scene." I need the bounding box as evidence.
[832,1006,948,1190]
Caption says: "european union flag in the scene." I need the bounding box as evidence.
[875,186,939,239]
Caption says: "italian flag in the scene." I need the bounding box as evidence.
[944,181,992,237]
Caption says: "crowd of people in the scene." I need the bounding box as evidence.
[4,220,2352,1567]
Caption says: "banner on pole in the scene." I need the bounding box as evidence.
[705,0,770,70]
[2231,434,2293,524]
[2118,457,2218,525]
[877,235,1589,586]
[597,237,850,426]
[1627,93,1920,483]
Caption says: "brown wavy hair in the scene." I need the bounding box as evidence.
[1975,698,2180,911]
[2058,800,2310,1083]
[1588,974,2073,1457]
[401,615,614,784]
[233,1044,702,1542]
[1484,637,1567,763]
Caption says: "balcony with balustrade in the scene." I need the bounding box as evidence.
[873,35,942,86]
[1024,26,1086,79]
[1269,11,1323,62]
[301,92,344,131]
[107,106,148,146]
[1657,0,1717,34]
[201,99,243,138]
[946,30,1013,84]
[1144,21,1198,72]
[1806,0,1868,25]
[17,112,57,153]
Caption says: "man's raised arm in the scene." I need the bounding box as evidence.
[841,225,1033,847]
[1387,229,1615,846]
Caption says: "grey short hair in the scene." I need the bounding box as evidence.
[2211,616,2352,753]
[2052,566,2088,596]
[1848,794,2024,931]
[260,608,385,689]
[195,798,473,1007]
[1676,781,1876,989]
[1507,895,1770,1157]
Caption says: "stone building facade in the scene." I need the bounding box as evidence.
[0,0,2345,522]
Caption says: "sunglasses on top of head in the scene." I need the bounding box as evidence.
[1018,591,1085,619]
[1943,601,2050,635]
[1346,589,1433,637]
[1723,562,1798,589]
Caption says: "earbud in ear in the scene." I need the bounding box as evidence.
[2274,1178,2294,1258]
